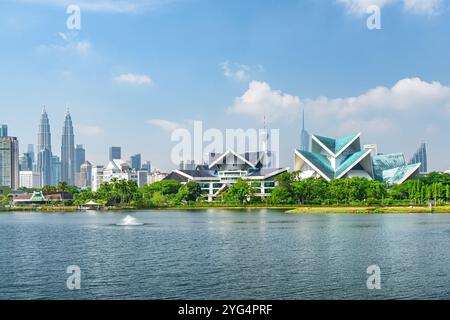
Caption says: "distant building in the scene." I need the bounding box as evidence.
[149,171,169,184]
[61,110,75,185]
[165,150,288,202]
[179,160,197,170]
[0,125,8,137]
[137,170,148,187]
[37,108,53,187]
[109,147,121,161]
[130,154,142,171]
[300,109,310,152]
[294,133,421,184]
[27,144,35,164]
[51,155,61,186]
[91,165,104,192]
[75,145,85,173]
[142,161,152,173]
[19,171,40,189]
[79,161,92,189]
[102,159,138,184]
[364,144,378,157]
[19,152,33,171]
[409,142,428,174]
[0,136,20,190]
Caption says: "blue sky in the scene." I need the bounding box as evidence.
[1,0,450,171]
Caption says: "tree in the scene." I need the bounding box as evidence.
[177,182,202,203]
[57,181,69,193]
[224,179,254,205]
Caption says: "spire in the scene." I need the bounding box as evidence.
[42,105,47,115]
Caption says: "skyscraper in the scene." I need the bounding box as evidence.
[109,146,121,161]
[61,110,75,185]
[79,161,92,189]
[75,144,85,174]
[37,107,53,187]
[19,152,33,171]
[27,144,35,165]
[51,155,62,186]
[130,154,142,170]
[142,161,152,173]
[0,125,8,137]
[409,142,428,174]
[0,136,19,190]
[300,109,310,152]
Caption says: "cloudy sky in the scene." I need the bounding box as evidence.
[1,0,450,171]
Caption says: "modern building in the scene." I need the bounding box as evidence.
[300,109,310,152]
[74,144,86,187]
[0,125,8,137]
[102,159,138,185]
[27,144,35,164]
[79,161,92,189]
[148,170,169,184]
[91,165,104,192]
[37,108,53,187]
[109,147,121,161]
[408,142,428,174]
[364,144,378,157]
[61,110,75,185]
[294,133,421,184]
[19,152,33,171]
[0,136,19,190]
[50,155,62,186]
[137,170,148,187]
[19,171,40,189]
[130,154,142,171]
[142,161,152,173]
[165,150,289,202]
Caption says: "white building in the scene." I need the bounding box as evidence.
[19,171,40,189]
[91,165,104,192]
[148,170,169,184]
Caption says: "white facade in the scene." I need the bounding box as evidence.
[19,171,40,189]
[91,165,104,192]
[148,171,169,184]
[101,159,138,185]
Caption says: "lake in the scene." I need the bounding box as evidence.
[0,209,449,300]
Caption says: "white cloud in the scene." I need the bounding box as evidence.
[228,81,302,122]
[403,0,442,15]
[37,40,92,56]
[146,119,182,132]
[76,41,91,55]
[76,125,104,136]
[336,0,392,15]
[220,61,264,81]
[229,77,450,134]
[13,0,176,13]
[336,0,444,15]
[114,73,153,86]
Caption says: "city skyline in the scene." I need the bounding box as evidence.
[2,1,450,171]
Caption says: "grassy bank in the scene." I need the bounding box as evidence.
[287,205,450,214]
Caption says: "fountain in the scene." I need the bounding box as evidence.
[116,215,144,226]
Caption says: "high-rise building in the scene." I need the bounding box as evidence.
[19,171,40,189]
[51,155,61,186]
[75,144,85,173]
[137,170,148,187]
[409,142,428,174]
[130,154,142,170]
[0,125,8,137]
[142,161,152,173]
[91,165,104,191]
[79,161,92,189]
[19,152,33,171]
[300,109,310,152]
[61,110,75,185]
[37,108,53,187]
[109,147,121,161]
[0,136,20,190]
[27,144,35,164]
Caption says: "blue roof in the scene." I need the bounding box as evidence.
[297,150,334,180]
[314,133,359,155]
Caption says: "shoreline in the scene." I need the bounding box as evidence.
[2,205,450,214]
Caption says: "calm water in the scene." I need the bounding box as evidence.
[0,210,450,300]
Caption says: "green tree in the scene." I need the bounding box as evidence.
[224,179,254,205]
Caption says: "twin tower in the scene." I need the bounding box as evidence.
[37,108,75,187]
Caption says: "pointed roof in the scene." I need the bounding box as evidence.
[311,133,361,158]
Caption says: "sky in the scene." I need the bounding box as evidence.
[1,0,450,171]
